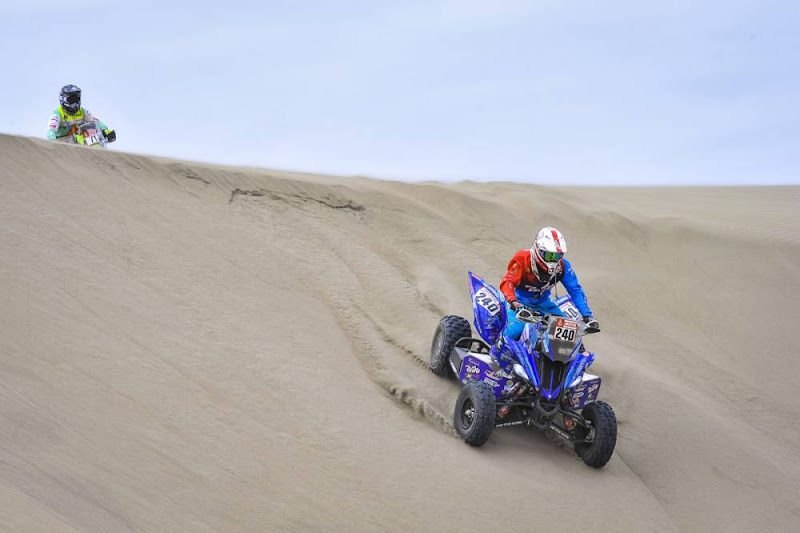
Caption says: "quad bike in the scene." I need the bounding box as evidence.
[430,272,617,468]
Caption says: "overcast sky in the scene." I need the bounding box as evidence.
[2,0,798,185]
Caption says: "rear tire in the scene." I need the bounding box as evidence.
[454,381,496,446]
[575,401,617,468]
[430,315,471,377]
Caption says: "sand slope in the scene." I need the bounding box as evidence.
[1,135,799,532]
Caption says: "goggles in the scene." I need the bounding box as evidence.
[540,250,563,263]
[64,93,81,104]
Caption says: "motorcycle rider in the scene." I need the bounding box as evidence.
[46,84,116,143]
[491,227,599,362]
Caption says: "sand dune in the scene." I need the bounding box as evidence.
[1,135,798,532]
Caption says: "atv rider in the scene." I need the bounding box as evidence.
[494,227,599,357]
[46,85,116,144]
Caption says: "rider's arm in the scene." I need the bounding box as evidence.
[85,109,115,141]
[499,251,527,304]
[84,109,108,131]
[561,259,593,317]
[46,111,60,140]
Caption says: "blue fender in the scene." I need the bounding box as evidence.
[468,272,507,345]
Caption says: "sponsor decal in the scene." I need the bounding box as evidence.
[486,370,509,380]
[555,318,577,329]
[483,377,499,388]
[570,390,586,407]
[522,284,545,293]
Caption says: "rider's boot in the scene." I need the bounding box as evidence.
[490,334,515,373]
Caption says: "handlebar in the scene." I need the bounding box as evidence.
[514,307,545,323]
[513,305,600,334]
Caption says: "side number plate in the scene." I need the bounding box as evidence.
[473,287,500,316]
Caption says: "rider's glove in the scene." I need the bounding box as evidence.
[583,316,600,330]
[104,129,116,143]
[509,300,524,312]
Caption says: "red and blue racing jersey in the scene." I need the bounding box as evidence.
[499,250,593,317]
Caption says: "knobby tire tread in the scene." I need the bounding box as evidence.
[575,401,617,468]
[456,381,496,447]
[430,315,471,377]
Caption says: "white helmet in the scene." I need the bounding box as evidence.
[531,227,567,277]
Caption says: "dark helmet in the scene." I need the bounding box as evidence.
[60,84,81,114]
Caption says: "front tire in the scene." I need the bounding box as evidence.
[454,381,496,446]
[575,401,617,468]
[430,315,471,377]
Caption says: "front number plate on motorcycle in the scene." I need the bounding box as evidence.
[82,129,100,145]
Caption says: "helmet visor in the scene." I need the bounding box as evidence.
[64,94,81,104]
[541,251,563,262]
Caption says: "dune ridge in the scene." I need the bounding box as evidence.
[1,135,799,532]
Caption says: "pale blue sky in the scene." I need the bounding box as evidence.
[2,0,798,184]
